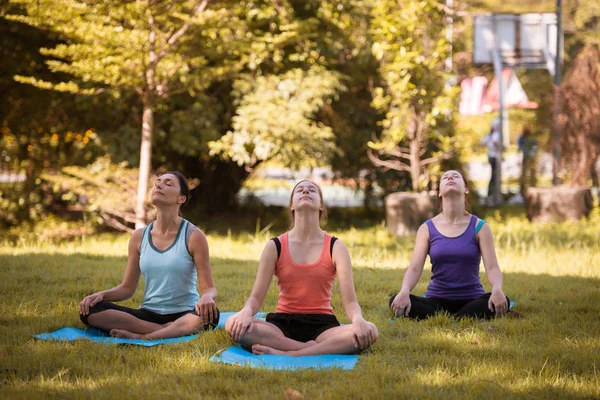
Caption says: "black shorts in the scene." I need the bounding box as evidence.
[265,313,340,343]
[80,301,220,330]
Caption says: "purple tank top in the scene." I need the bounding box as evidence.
[424,215,485,300]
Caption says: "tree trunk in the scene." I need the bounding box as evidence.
[385,192,439,236]
[410,136,420,192]
[572,135,591,186]
[525,186,593,222]
[136,11,158,229]
[135,98,153,228]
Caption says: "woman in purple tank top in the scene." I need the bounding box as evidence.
[389,170,510,319]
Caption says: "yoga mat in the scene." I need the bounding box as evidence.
[33,327,197,346]
[34,312,268,346]
[210,345,359,370]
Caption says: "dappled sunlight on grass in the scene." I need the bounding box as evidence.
[1,207,599,398]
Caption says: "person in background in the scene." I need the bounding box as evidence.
[481,118,502,201]
[517,126,538,195]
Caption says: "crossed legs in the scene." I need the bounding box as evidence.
[81,301,214,339]
[225,317,378,356]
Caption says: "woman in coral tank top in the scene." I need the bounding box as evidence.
[226,180,378,355]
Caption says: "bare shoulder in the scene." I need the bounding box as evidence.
[416,221,430,239]
[476,220,493,240]
[189,227,207,241]
[262,238,278,257]
[188,227,209,253]
[331,237,349,254]
[129,227,145,247]
[331,237,351,269]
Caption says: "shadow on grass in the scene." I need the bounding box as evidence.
[1,252,599,399]
[1,351,596,399]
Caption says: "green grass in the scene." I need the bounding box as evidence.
[1,207,599,399]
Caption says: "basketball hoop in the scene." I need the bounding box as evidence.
[472,13,563,205]
[474,13,561,75]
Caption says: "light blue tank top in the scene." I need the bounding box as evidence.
[139,219,200,314]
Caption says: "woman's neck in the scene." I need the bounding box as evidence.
[290,211,323,241]
[441,197,467,224]
[153,209,182,233]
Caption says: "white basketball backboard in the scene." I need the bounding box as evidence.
[473,13,561,73]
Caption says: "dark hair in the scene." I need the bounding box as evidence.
[288,179,328,228]
[437,171,471,213]
[162,170,190,208]
[522,126,531,136]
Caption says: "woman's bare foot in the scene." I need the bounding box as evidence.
[251,344,287,355]
[109,329,143,339]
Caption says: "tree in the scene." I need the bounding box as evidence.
[7,0,247,227]
[0,5,103,225]
[557,44,600,186]
[367,0,457,192]
[208,1,371,172]
[208,67,344,169]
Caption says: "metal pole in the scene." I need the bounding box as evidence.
[492,49,504,205]
[552,0,562,185]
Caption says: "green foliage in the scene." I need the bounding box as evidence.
[42,157,153,232]
[368,0,459,191]
[0,123,103,226]
[209,67,345,168]
[7,0,245,98]
[566,0,600,48]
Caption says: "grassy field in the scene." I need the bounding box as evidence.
[1,207,599,399]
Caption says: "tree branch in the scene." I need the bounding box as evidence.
[157,0,208,61]
[419,151,454,166]
[385,148,412,161]
[368,148,411,172]
[156,60,184,97]
[99,212,134,233]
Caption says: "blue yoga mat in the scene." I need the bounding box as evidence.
[34,327,197,346]
[34,312,267,346]
[210,345,359,370]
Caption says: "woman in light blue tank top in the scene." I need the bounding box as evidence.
[389,170,510,320]
[78,171,219,339]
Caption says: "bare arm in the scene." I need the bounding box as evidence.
[227,240,277,341]
[189,228,218,322]
[477,223,503,291]
[332,240,362,323]
[239,240,278,317]
[400,223,430,293]
[99,228,143,301]
[477,222,508,315]
[390,223,429,316]
[333,239,377,350]
[79,228,143,314]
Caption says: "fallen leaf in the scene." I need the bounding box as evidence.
[284,387,304,400]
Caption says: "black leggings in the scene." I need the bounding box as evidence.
[389,293,510,320]
[80,301,220,330]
